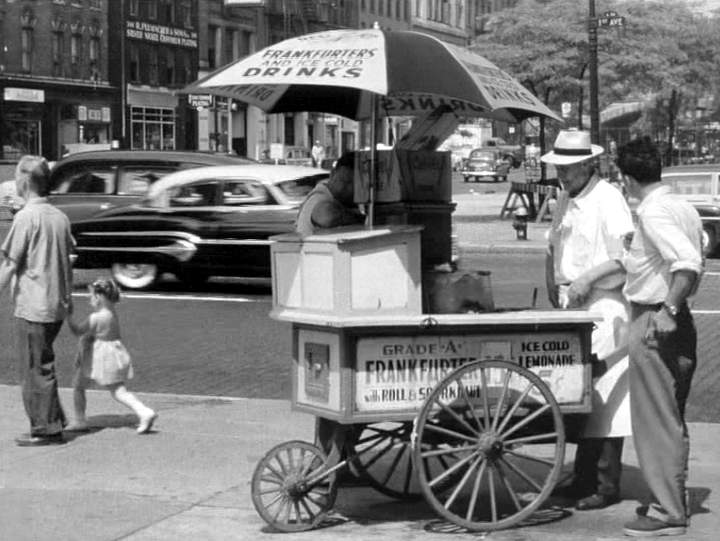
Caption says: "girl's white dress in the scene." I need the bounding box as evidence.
[76,308,133,386]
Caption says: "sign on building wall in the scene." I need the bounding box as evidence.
[126,21,198,48]
[4,88,45,103]
[224,1,265,5]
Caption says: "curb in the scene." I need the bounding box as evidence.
[459,242,547,255]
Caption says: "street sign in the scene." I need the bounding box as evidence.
[598,10,625,27]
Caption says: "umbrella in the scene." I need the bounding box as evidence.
[181,28,561,123]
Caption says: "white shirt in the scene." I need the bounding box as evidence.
[623,184,703,304]
[547,176,634,289]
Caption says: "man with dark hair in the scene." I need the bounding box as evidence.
[295,151,365,236]
[616,136,703,537]
[0,155,74,446]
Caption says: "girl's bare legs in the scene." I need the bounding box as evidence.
[66,379,91,431]
[108,383,157,434]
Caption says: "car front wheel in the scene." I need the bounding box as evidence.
[702,226,717,256]
[111,263,159,290]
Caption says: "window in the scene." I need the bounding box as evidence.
[131,107,175,150]
[129,0,139,16]
[89,0,101,9]
[144,0,158,20]
[208,25,218,69]
[169,182,218,207]
[164,48,175,85]
[148,47,159,85]
[182,50,192,84]
[89,36,100,78]
[52,32,64,77]
[129,43,140,82]
[225,28,237,64]
[222,180,270,206]
[21,28,34,72]
[180,0,192,27]
[160,0,175,23]
[70,33,81,65]
[52,166,116,195]
[118,166,174,195]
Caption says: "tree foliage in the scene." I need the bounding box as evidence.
[471,0,720,151]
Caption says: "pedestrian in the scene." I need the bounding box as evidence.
[616,136,703,537]
[542,129,634,511]
[311,139,325,168]
[295,152,365,236]
[66,278,157,434]
[0,155,73,446]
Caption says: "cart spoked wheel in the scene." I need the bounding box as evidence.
[350,422,462,500]
[412,360,565,531]
[251,440,338,532]
[349,421,420,500]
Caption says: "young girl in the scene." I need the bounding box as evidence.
[66,278,157,434]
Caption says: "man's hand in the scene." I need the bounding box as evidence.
[566,276,592,308]
[645,308,677,342]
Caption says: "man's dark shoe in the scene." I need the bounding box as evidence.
[15,433,66,447]
[623,515,686,537]
[551,483,592,500]
[575,493,621,510]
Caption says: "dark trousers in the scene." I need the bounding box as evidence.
[15,318,67,436]
[629,303,695,524]
[573,436,624,497]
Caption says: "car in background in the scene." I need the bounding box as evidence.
[71,164,329,289]
[461,148,511,182]
[48,150,257,223]
[661,164,720,256]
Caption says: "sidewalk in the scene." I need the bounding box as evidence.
[1,384,718,541]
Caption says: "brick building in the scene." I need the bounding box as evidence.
[0,0,114,161]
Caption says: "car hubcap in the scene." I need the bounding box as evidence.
[111,263,158,289]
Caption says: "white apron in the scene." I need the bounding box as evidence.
[560,286,631,437]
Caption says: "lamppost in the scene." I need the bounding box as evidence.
[588,0,600,145]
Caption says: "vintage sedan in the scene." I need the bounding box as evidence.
[661,164,720,256]
[71,165,329,289]
[461,148,511,182]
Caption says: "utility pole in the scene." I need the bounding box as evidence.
[588,0,600,145]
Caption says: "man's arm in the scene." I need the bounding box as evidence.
[0,256,17,295]
[312,201,364,229]
[565,259,625,308]
[649,269,698,339]
[545,246,559,308]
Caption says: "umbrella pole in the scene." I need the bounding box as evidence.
[368,92,378,228]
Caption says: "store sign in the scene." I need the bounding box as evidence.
[354,333,585,412]
[224,0,265,5]
[188,94,213,109]
[4,87,45,103]
[126,20,198,48]
[78,105,111,123]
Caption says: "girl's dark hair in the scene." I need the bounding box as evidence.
[90,278,121,303]
[616,136,662,184]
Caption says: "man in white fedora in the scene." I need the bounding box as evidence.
[542,129,635,510]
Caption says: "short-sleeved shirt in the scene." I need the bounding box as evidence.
[547,176,634,288]
[1,197,75,322]
[623,184,703,304]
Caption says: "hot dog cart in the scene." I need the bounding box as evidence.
[250,148,600,533]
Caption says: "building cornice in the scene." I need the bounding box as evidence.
[0,73,115,91]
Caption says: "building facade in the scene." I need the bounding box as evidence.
[108,0,199,151]
[0,0,114,161]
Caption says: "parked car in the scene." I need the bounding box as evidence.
[71,164,330,289]
[48,150,257,223]
[661,164,720,256]
[483,137,523,168]
[461,148,511,182]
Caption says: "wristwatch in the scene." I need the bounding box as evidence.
[662,302,679,318]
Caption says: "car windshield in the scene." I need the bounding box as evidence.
[663,173,713,196]
[276,173,329,204]
[470,150,496,160]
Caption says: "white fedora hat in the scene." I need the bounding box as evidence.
[541,129,604,165]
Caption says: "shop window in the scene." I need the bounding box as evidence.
[131,106,175,150]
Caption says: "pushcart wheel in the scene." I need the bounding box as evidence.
[349,422,420,500]
[251,440,338,532]
[412,360,565,531]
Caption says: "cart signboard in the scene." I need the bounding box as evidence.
[354,332,585,412]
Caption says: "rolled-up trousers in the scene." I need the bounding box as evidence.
[15,318,67,436]
[629,303,696,525]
